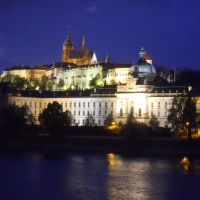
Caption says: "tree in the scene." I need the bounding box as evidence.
[58,78,65,90]
[121,116,149,148]
[85,114,95,125]
[0,104,35,136]
[167,95,199,139]
[89,74,104,88]
[39,76,49,90]
[11,75,27,89]
[2,73,12,82]
[149,114,159,128]
[38,101,71,135]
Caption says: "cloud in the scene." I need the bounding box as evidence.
[87,5,97,12]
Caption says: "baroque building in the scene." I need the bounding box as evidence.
[0,49,193,128]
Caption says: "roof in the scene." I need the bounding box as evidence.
[4,65,31,71]
[32,66,48,70]
[68,49,93,59]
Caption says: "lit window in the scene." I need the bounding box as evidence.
[139,108,141,116]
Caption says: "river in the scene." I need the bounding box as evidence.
[0,150,200,200]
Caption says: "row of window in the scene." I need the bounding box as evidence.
[72,110,113,116]
[151,111,168,117]
[151,102,168,107]
[67,101,114,108]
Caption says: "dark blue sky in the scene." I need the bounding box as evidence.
[0,0,200,73]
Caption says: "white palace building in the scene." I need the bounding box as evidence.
[0,48,192,127]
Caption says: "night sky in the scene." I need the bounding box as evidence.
[0,0,200,73]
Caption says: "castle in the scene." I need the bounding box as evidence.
[0,28,196,128]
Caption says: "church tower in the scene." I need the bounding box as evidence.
[62,26,74,62]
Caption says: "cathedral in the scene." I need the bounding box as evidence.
[61,27,98,65]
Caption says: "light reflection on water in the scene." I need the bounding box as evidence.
[0,151,200,200]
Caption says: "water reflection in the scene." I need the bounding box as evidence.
[0,151,200,199]
[180,157,190,173]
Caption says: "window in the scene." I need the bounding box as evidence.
[79,102,81,107]
[93,111,95,116]
[74,110,76,116]
[65,102,67,107]
[61,102,63,107]
[74,102,76,107]
[44,102,46,108]
[35,102,37,107]
[105,102,107,107]
[158,102,160,107]
[25,102,27,106]
[70,102,72,107]
[105,110,107,115]
[111,111,113,116]
[158,111,160,117]
[151,102,153,107]
[111,102,113,107]
[39,102,41,107]
[151,111,153,117]
[35,110,36,115]
[88,102,90,107]
[99,110,101,115]
[30,102,32,107]
[74,119,76,124]
[87,111,89,116]
[99,102,101,107]
[83,120,85,125]
[93,102,95,107]
[120,108,123,116]
[83,111,85,116]
[98,120,101,125]
[165,102,167,107]
[130,106,134,116]
[165,112,167,117]
[83,102,85,107]
[78,111,80,116]
[138,108,141,116]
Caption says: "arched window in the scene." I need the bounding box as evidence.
[120,108,123,116]
[138,108,141,116]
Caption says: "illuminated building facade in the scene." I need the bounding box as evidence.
[0,48,191,128]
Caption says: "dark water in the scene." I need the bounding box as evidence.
[0,150,200,200]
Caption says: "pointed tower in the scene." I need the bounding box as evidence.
[62,26,74,62]
[80,35,85,51]
[105,52,110,63]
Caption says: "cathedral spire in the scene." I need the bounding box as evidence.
[80,34,85,51]
[64,26,73,47]
[105,52,110,63]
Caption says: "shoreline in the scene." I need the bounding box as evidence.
[0,135,200,158]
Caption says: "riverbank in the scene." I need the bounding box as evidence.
[0,135,200,157]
